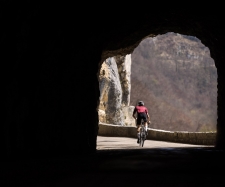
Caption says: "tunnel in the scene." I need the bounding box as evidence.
[2,3,225,186]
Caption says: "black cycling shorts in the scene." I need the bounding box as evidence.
[136,112,147,125]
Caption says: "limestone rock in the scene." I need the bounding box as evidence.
[99,57,124,125]
[115,54,131,106]
[98,109,106,123]
[122,106,136,126]
[99,54,133,126]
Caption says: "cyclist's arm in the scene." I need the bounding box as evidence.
[146,109,151,123]
[147,113,150,122]
[132,108,137,120]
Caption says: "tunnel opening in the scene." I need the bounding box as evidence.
[97,32,217,150]
[5,8,225,187]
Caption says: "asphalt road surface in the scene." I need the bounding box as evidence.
[97,135,212,150]
[3,136,225,187]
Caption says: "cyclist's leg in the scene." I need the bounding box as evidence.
[136,124,141,142]
[144,122,148,138]
[144,122,148,131]
[143,115,148,132]
[136,117,141,143]
[137,125,141,132]
[140,120,146,145]
[138,113,148,132]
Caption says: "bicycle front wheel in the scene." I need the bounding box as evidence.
[140,132,145,147]
[141,136,145,147]
[139,134,142,146]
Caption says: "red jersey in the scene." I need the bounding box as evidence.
[133,105,148,114]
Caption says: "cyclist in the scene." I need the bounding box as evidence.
[132,101,151,143]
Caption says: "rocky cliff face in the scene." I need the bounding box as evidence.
[98,57,124,125]
[98,55,135,126]
[114,55,131,106]
[98,33,217,131]
[131,32,217,132]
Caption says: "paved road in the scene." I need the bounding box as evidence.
[4,136,225,187]
[97,135,212,150]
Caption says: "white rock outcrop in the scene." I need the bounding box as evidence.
[115,54,131,106]
[122,106,136,126]
[98,57,124,125]
[98,54,136,126]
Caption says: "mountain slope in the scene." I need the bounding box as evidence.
[130,32,217,132]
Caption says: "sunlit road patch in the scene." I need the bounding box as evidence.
[97,136,213,150]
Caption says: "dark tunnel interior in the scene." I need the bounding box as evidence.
[2,3,225,186]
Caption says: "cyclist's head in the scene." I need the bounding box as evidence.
[138,101,144,106]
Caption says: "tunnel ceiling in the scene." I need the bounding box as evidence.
[12,3,223,66]
[100,12,222,67]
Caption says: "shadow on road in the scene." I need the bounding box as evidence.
[2,136,225,187]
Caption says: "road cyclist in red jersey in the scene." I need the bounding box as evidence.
[132,101,151,144]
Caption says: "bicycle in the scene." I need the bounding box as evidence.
[138,120,148,147]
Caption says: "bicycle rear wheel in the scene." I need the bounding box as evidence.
[141,133,145,147]
[141,139,145,147]
[139,131,145,147]
[139,133,142,146]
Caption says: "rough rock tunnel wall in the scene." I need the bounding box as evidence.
[1,3,225,158]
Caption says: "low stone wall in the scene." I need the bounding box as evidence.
[98,123,216,145]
